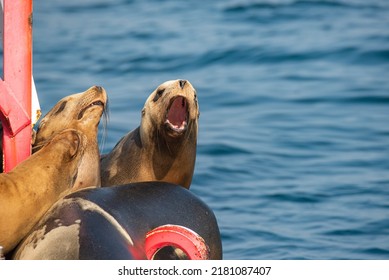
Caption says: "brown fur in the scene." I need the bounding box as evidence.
[34,86,107,190]
[0,122,2,173]
[0,129,84,254]
[101,80,199,189]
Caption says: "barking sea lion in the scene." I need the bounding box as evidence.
[34,86,108,190]
[100,79,199,189]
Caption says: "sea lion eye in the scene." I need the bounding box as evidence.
[53,101,67,116]
[153,88,165,102]
[38,119,46,129]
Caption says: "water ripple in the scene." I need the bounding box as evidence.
[34,0,389,260]
[223,0,388,13]
[199,143,252,156]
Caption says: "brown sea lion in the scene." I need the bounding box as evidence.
[34,86,108,190]
[100,79,199,189]
[0,129,85,254]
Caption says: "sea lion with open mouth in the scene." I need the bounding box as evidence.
[100,79,199,189]
[34,86,108,190]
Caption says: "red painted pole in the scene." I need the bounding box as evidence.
[0,0,33,172]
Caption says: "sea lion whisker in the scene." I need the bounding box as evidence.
[32,139,52,153]
[33,129,83,153]
[99,100,110,152]
[165,136,173,156]
[185,123,193,142]
[156,128,162,154]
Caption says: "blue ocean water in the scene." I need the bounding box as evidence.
[32,0,389,259]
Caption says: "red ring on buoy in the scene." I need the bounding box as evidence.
[145,225,210,260]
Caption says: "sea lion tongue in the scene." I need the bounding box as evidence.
[167,96,187,129]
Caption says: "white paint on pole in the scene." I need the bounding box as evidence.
[31,77,41,126]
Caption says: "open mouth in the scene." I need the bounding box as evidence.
[165,96,188,135]
[77,100,105,120]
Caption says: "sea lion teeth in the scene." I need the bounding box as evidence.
[165,96,188,132]
[77,100,106,120]
[165,119,188,133]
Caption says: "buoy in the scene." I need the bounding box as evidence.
[12,182,222,260]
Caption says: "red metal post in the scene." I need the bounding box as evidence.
[0,0,33,172]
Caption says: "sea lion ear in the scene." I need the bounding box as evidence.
[70,131,81,159]
[62,129,81,159]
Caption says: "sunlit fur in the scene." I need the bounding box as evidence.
[33,86,108,190]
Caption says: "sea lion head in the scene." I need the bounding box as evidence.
[0,128,86,255]
[44,129,84,164]
[34,86,108,145]
[141,79,199,142]
[38,129,86,192]
[33,86,108,190]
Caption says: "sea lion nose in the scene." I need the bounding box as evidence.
[94,86,103,92]
[179,80,187,89]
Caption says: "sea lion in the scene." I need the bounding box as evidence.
[34,86,108,190]
[13,182,222,260]
[100,79,199,189]
[0,129,85,254]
